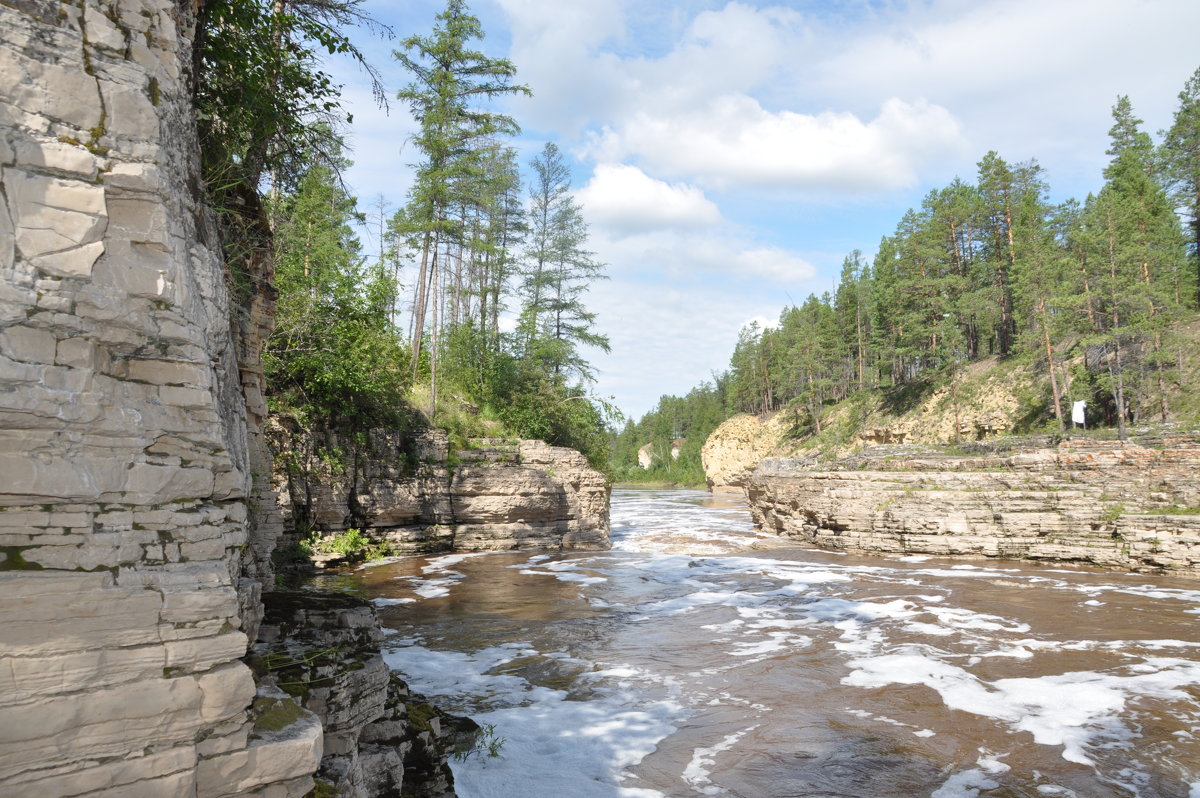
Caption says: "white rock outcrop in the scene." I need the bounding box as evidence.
[701,413,792,493]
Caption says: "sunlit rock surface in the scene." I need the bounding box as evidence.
[0,0,322,793]
[747,436,1200,575]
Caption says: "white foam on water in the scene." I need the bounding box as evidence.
[898,555,932,562]
[729,631,811,659]
[682,725,758,795]
[844,651,1200,766]
[385,642,685,798]
[931,750,1009,798]
[395,552,498,601]
[1036,785,1079,796]
[371,597,415,606]
[640,588,767,617]
[519,568,607,585]
[423,552,493,573]
[456,698,680,798]
[413,576,459,599]
[925,606,1031,633]
[375,488,1200,795]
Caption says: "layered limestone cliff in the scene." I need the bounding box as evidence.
[0,0,323,794]
[0,2,469,796]
[747,436,1200,575]
[270,420,612,555]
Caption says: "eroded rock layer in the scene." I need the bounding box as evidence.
[747,437,1200,575]
[271,422,612,554]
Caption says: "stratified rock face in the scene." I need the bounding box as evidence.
[702,413,792,493]
[270,423,612,553]
[0,2,317,796]
[253,591,478,798]
[747,438,1200,575]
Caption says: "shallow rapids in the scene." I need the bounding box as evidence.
[339,487,1200,798]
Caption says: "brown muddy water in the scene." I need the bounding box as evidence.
[319,487,1200,798]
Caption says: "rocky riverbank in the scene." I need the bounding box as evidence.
[270,419,612,556]
[747,435,1200,575]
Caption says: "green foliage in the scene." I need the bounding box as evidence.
[1161,66,1200,304]
[196,0,385,194]
[518,142,610,382]
[301,528,396,562]
[707,89,1198,445]
[609,382,726,486]
[453,723,505,761]
[265,149,411,426]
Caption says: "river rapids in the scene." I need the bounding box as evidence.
[334,487,1200,798]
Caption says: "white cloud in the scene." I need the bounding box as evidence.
[494,0,632,133]
[731,247,817,283]
[586,94,965,192]
[813,0,1200,183]
[585,276,781,419]
[576,164,721,235]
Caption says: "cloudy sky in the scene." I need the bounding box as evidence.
[329,0,1200,421]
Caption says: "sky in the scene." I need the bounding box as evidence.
[327,0,1200,421]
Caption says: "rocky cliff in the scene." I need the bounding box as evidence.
[747,436,1200,575]
[701,413,793,492]
[0,2,473,796]
[271,420,612,555]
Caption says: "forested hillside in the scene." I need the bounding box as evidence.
[613,69,1200,483]
[196,0,613,467]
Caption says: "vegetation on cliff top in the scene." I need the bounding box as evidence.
[614,70,1200,473]
[194,0,613,468]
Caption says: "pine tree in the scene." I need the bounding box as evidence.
[1161,65,1200,306]
[976,152,1022,356]
[519,143,610,382]
[394,0,529,412]
[266,152,408,421]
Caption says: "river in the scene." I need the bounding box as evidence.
[332,487,1200,798]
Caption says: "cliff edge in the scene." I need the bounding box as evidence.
[0,0,323,794]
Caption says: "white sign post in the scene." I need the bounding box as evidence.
[1072,400,1086,430]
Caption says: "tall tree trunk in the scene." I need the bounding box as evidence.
[1037,296,1064,430]
[429,247,440,419]
[410,229,433,375]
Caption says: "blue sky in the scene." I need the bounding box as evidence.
[328,0,1200,421]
